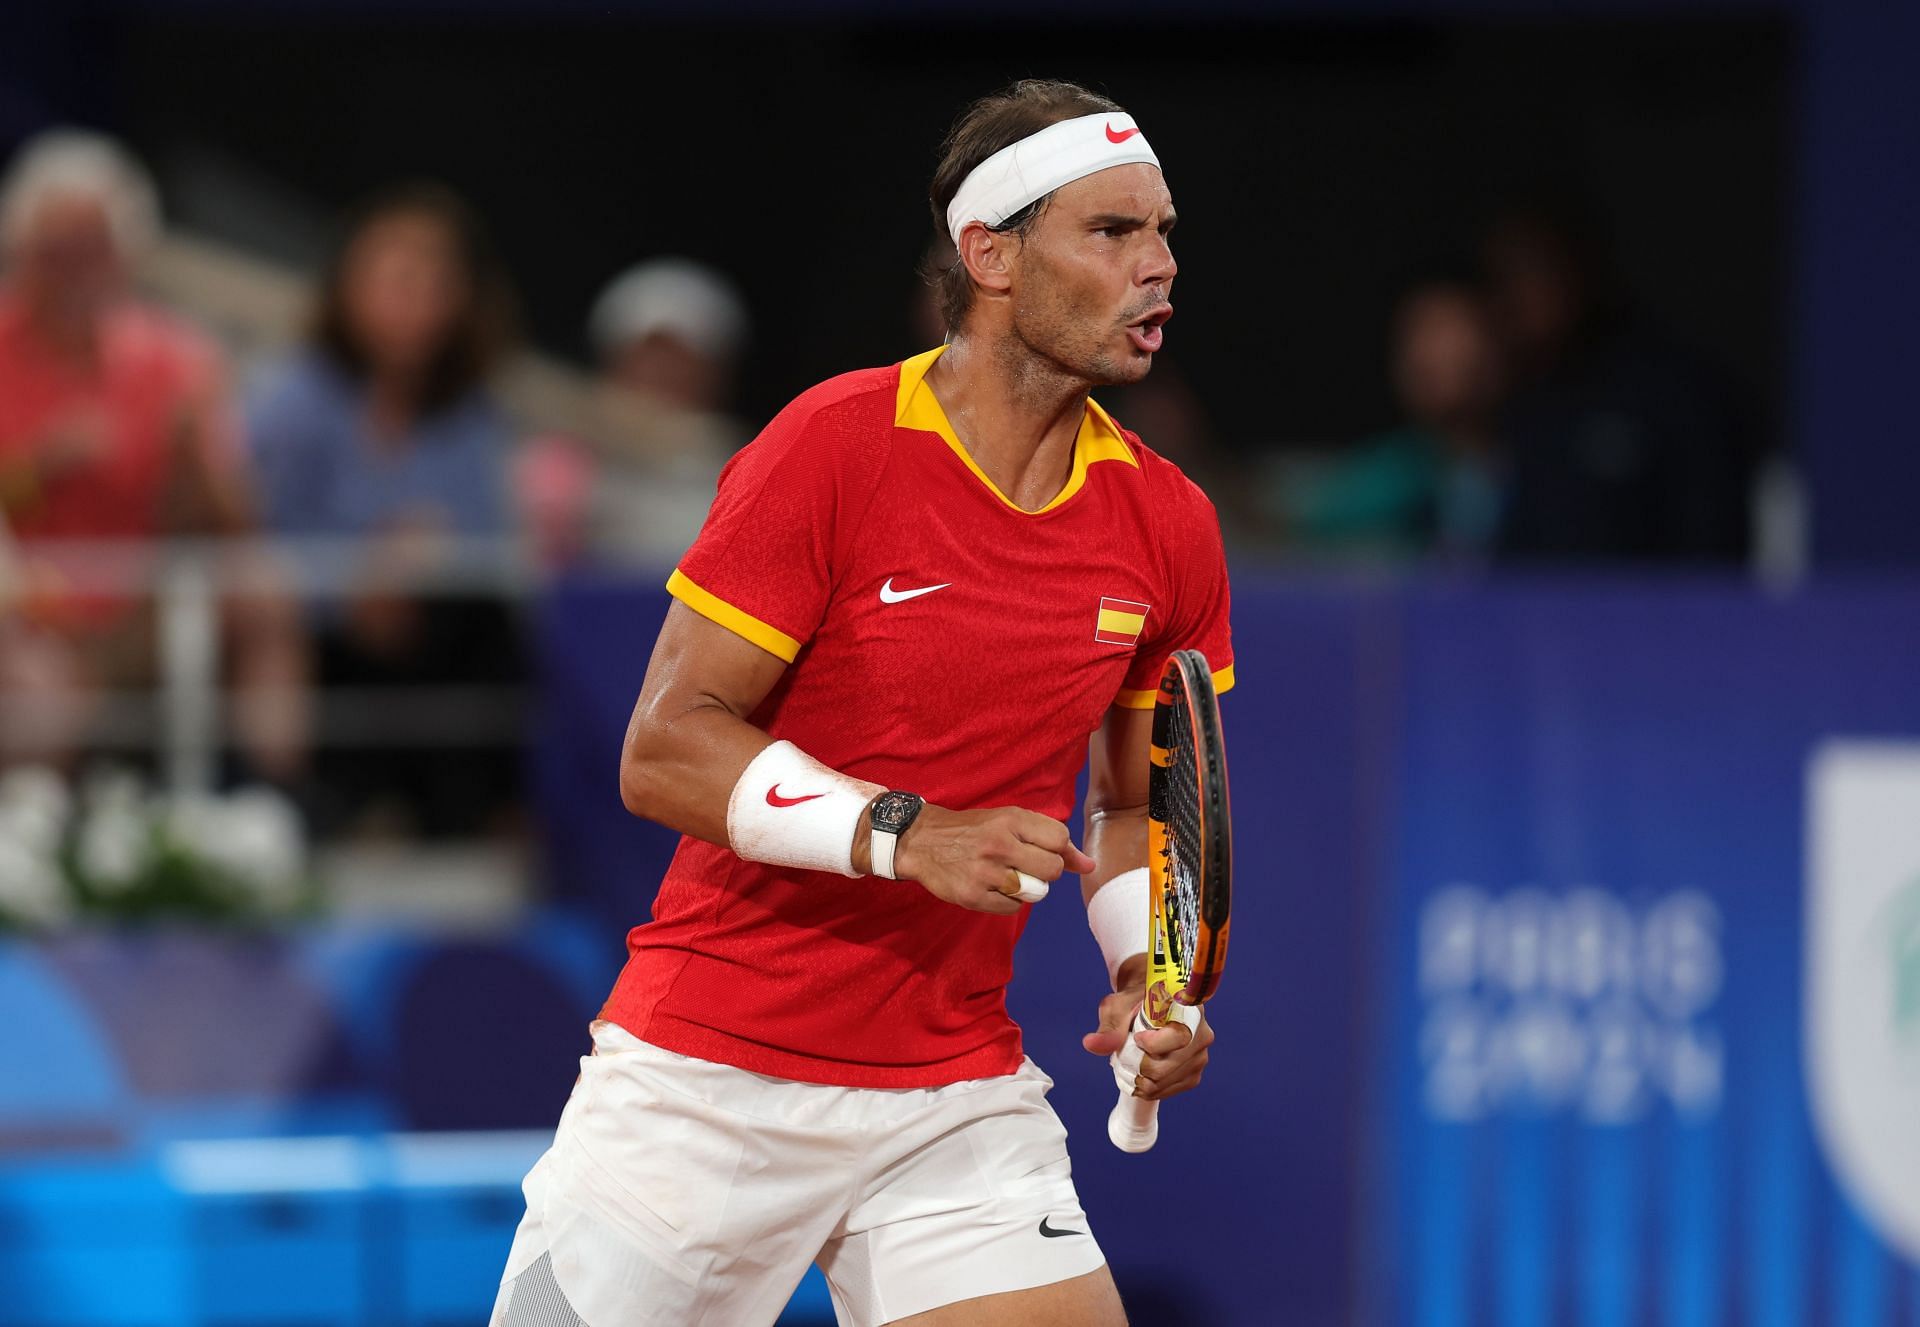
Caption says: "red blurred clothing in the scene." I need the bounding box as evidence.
[601,346,1235,1088]
[0,293,238,623]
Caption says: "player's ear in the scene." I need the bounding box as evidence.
[956,221,1015,299]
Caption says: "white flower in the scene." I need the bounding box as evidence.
[168,787,307,911]
[77,767,153,892]
[0,764,71,856]
[0,831,72,926]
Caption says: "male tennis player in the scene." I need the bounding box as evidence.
[494,79,1233,1327]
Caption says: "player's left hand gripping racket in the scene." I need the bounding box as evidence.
[1108,648,1232,1153]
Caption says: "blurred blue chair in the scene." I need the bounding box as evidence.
[162,1136,373,1325]
[0,939,129,1152]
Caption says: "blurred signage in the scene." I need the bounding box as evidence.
[1418,886,1723,1124]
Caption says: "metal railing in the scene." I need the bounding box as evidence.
[1,535,538,799]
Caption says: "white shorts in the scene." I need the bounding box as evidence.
[491,1021,1106,1327]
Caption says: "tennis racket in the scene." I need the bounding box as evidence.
[1108,648,1232,1152]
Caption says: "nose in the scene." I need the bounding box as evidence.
[1141,234,1176,289]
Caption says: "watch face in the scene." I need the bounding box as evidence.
[872,791,923,833]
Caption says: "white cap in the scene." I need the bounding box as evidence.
[0,128,162,261]
[588,257,748,363]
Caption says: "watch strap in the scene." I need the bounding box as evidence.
[872,826,902,880]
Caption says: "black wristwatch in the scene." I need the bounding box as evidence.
[868,791,925,880]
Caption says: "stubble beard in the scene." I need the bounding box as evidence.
[1005,287,1148,399]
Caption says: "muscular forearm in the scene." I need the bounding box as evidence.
[619,689,778,848]
[1081,802,1148,903]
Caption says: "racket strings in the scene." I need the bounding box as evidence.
[1163,694,1204,983]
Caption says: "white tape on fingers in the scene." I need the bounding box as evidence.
[1167,999,1202,1037]
[1013,871,1049,903]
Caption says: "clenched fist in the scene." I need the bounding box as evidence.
[887,804,1096,915]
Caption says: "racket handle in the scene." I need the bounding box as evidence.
[1012,871,1049,903]
[1110,1088,1161,1152]
[1107,1003,1201,1154]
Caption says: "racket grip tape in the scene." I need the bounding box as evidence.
[1107,1002,1201,1153]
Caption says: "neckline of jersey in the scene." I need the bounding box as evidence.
[893,345,1138,516]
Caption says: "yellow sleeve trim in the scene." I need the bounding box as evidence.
[666,568,802,663]
[1111,663,1236,710]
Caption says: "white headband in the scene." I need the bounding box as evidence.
[945,112,1161,247]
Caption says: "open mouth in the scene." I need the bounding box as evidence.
[1126,305,1172,354]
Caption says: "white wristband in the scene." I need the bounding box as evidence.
[726,740,884,878]
[1087,866,1151,990]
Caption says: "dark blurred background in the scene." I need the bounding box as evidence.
[4,2,1920,1325]
[113,15,1792,442]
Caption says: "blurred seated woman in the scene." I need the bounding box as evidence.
[248,183,523,839]
[0,130,305,779]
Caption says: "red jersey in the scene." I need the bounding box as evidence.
[0,294,238,627]
[0,294,235,543]
[601,346,1234,1088]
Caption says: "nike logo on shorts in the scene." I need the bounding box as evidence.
[879,577,951,604]
[1038,1216,1084,1238]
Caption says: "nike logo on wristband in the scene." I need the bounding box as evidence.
[766,787,825,807]
[878,578,950,604]
[1038,1217,1085,1238]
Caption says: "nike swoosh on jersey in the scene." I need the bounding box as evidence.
[878,578,951,604]
[1038,1217,1085,1238]
[766,787,826,807]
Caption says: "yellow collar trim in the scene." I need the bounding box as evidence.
[894,345,1137,515]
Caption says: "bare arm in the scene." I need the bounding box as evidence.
[619,601,1094,913]
[618,600,789,844]
[1083,705,1153,901]
[1082,704,1154,985]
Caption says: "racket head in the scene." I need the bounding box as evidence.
[1144,649,1232,1024]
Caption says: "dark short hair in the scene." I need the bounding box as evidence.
[926,79,1124,334]
[312,181,515,416]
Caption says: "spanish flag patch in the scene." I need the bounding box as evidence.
[1095,596,1150,647]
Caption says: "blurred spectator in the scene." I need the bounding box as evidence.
[247,182,522,839]
[0,129,306,778]
[590,257,745,414]
[517,257,747,568]
[1486,200,1757,564]
[1286,274,1506,561]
